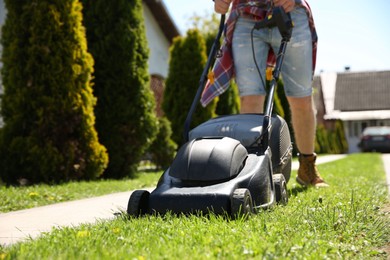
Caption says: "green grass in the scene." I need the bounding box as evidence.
[0,171,162,213]
[1,153,389,259]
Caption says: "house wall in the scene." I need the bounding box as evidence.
[142,3,171,79]
[315,71,390,154]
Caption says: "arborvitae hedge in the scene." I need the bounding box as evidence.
[81,0,158,178]
[315,124,330,154]
[0,0,108,184]
[334,119,349,153]
[163,29,217,145]
[148,117,177,170]
[216,82,240,115]
[315,120,348,154]
[270,78,286,118]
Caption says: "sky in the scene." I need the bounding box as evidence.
[163,0,390,75]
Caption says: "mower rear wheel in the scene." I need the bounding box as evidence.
[127,190,150,217]
[231,188,253,218]
[273,174,288,205]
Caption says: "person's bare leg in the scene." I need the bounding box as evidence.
[240,95,265,113]
[287,96,316,154]
[288,96,328,187]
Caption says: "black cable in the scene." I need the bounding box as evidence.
[250,26,267,91]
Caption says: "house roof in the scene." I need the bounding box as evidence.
[143,0,180,43]
[334,71,390,111]
[314,70,390,121]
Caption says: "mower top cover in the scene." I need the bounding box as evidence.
[169,137,248,182]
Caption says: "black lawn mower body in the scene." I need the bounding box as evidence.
[127,7,294,217]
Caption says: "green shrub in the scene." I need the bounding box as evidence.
[0,0,108,184]
[334,119,348,153]
[81,0,158,178]
[215,82,240,116]
[315,120,348,154]
[148,117,177,170]
[163,29,217,146]
[315,124,330,154]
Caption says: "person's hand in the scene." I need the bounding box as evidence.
[214,0,232,14]
[273,0,295,13]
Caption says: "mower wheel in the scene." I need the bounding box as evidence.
[231,188,253,218]
[127,190,150,217]
[273,174,288,205]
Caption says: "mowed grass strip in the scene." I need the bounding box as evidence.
[1,153,389,259]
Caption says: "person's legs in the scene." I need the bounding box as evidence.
[288,96,328,187]
[232,17,270,113]
[240,95,265,113]
[270,7,328,187]
[232,8,328,187]
[287,96,315,154]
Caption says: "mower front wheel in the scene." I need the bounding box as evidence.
[231,188,253,218]
[127,190,150,217]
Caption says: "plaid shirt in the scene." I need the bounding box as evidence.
[200,0,317,107]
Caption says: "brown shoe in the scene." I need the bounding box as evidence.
[296,153,329,188]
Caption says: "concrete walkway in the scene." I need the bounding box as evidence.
[1,154,388,247]
[382,153,390,195]
[0,191,133,246]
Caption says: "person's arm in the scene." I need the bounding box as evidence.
[273,0,296,12]
[214,0,232,14]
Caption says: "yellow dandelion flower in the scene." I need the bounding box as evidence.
[112,228,121,234]
[28,192,39,198]
[77,230,90,238]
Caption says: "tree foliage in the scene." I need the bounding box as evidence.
[162,29,217,145]
[315,120,348,154]
[148,117,177,170]
[81,0,158,178]
[0,0,108,184]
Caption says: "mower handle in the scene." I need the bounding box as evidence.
[183,14,226,143]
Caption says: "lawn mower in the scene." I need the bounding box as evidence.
[127,7,294,218]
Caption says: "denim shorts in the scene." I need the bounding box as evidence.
[232,7,313,97]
